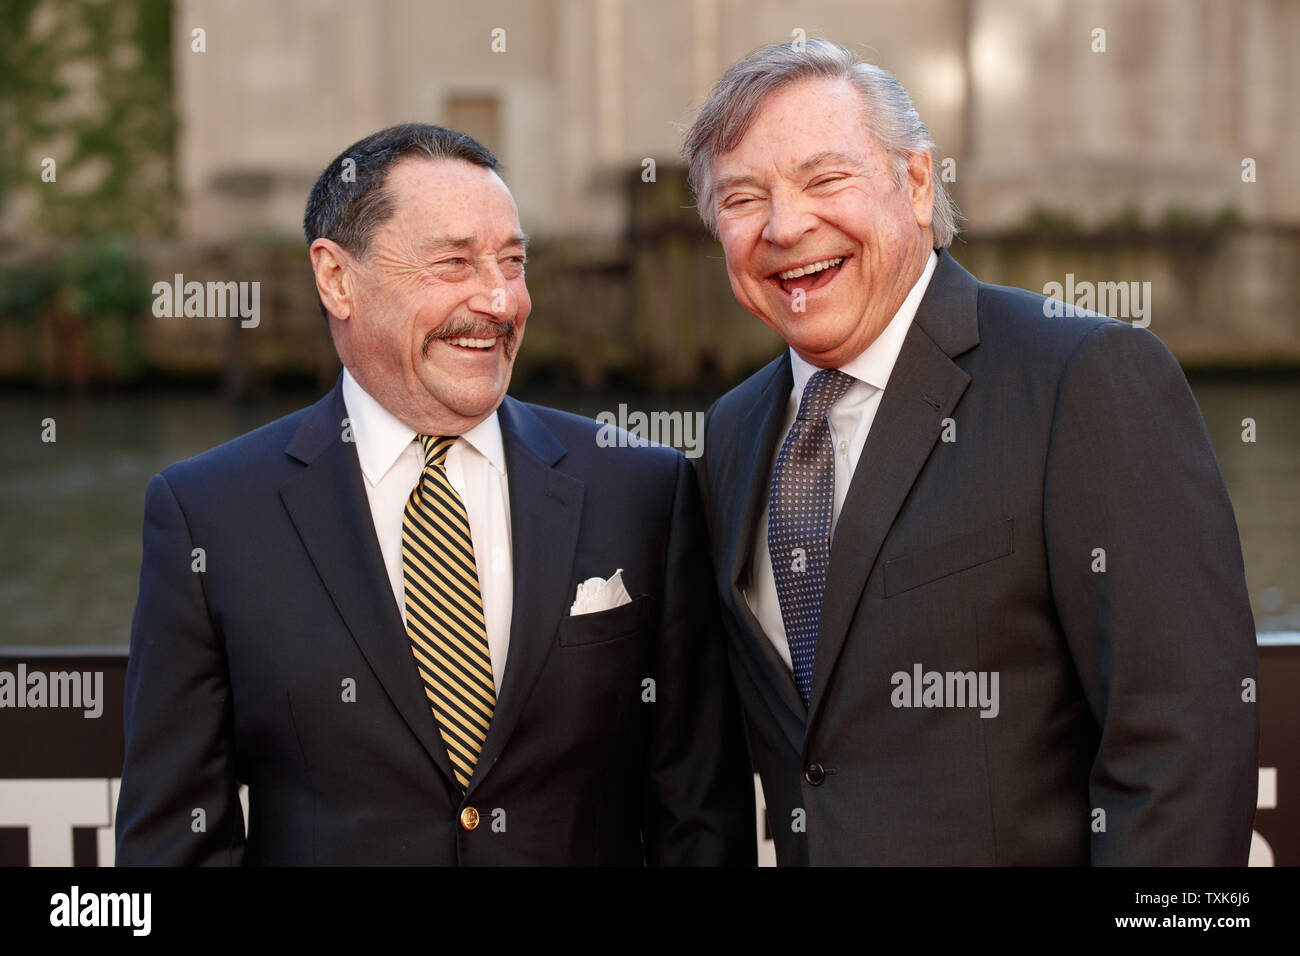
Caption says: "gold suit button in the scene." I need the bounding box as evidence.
[460,806,480,831]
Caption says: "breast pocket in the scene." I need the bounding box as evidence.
[556,593,653,647]
[883,518,1015,597]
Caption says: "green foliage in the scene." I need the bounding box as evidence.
[1160,205,1243,232]
[1214,206,1244,227]
[0,0,176,238]
[1161,206,1207,231]
[59,237,147,317]
[1103,203,1144,231]
[1022,205,1080,233]
[0,260,58,324]
[60,237,147,374]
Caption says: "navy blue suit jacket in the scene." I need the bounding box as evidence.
[116,381,755,865]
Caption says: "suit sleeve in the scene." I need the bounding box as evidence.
[115,473,246,865]
[642,453,756,865]
[1043,323,1259,865]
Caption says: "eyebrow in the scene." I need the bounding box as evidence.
[710,174,763,201]
[795,150,866,174]
[418,234,530,255]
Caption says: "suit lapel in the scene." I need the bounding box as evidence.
[722,357,807,734]
[807,250,981,727]
[278,379,459,785]
[468,396,584,792]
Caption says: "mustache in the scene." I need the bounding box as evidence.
[422,317,519,357]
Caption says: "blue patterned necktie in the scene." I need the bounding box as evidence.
[768,368,855,708]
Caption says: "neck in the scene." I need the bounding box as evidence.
[345,364,497,437]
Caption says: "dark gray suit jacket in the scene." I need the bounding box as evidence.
[696,249,1259,865]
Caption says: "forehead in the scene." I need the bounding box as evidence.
[380,157,520,238]
[712,76,881,178]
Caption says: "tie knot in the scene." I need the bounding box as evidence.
[796,368,854,421]
[418,435,457,469]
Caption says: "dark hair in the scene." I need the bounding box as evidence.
[304,123,501,317]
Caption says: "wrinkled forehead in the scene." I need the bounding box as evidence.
[709,78,875,183]
[381,157,522,242]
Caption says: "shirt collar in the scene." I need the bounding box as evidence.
[789,249,938,401]
[341,368,506,485]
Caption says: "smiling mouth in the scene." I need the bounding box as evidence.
[424,318,517,358]
[772,256,847,296]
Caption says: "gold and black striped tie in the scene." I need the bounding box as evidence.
[401,435,495,792]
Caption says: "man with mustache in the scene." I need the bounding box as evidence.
[686,40,1258,865]
[116,124,755,865]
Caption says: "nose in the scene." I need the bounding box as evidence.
[761,189,817,247]
[467,257,517,319]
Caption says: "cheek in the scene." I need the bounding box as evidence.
[513,280,532,321]
[830,188,899,239]
[726,270,747,304]
[721,249,763,305]
[717,226,754,272]
[360,287,405,337]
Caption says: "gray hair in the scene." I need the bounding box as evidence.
[683,38,961,247]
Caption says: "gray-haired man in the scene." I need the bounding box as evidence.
[687,39,1258,865]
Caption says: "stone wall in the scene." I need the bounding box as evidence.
[4,188,1298,392]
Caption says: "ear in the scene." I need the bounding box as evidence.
[905,149,935,232]
[309,238,356,322]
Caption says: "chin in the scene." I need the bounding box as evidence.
[452,387,508,418]
[780,318,846,349]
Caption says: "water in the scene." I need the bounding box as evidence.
[1,373,1296,646]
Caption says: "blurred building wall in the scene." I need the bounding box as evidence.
[4,0,1299,390]
[170,0,1299,242]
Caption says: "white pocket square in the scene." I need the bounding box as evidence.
[569,568,633,616]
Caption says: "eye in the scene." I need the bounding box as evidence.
[440,257,469,266]
[500,255,527,277]
[810,174,847,188]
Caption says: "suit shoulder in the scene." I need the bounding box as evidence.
[966,277,1185,412]
[974,279,1130,361]
[159,396,323,489]
[706,353,787,428]
[518,401,685,472]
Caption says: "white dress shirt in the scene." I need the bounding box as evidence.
[341,368,513,692]
[745,250,938,671]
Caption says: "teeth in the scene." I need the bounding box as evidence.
[778,257,844,281]
[448,336,496,349]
